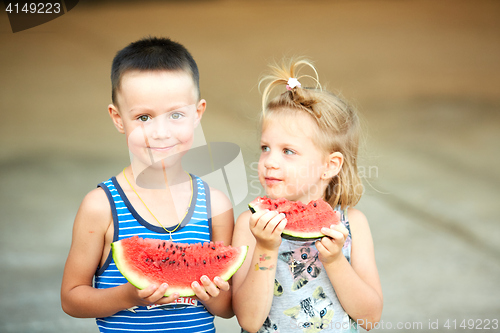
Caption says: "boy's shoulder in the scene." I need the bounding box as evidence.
[207,185,233,218]
[76,187,112,228]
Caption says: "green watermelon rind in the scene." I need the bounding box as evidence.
[111,241,248,297]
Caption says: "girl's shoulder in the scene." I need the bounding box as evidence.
[346,207,371,239]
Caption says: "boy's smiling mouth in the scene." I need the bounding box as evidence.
[148,145,177,152]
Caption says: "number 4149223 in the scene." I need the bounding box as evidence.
[5,3,62,14]
[444,319,498,330]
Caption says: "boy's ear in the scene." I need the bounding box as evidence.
[108,104,125,134]
[194,99,206,128]
[322,152,343,180]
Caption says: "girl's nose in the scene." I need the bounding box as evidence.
[263,153,279,169]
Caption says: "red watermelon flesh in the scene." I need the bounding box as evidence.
[249,197,339,239]
[111,236,248,297]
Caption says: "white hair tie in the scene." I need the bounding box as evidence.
[286,77,301,91]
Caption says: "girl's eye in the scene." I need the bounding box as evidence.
[138,115,151,122]
[261,145,270,152]
[171,112,183,120]
[283,148,295,155]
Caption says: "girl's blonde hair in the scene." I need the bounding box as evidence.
[260,58,362,209]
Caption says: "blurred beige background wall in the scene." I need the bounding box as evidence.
[1,1,499,332]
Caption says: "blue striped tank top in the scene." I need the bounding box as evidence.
[95,174,216,333]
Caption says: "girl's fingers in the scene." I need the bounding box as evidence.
[273,216,287,234]
[254,211,281,232]
[250,209,270,228]
[321,227,345,241]
[334,224,349,239]
[266,213,286,232]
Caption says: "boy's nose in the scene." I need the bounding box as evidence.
[150,117,172,139]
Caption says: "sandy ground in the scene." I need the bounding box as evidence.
[1,0,499,332]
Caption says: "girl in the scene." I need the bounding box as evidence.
[232,59,383,332]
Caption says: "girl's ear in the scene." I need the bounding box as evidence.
[194,99,207,128]
[108,104,125,134]
[322,152,343,180]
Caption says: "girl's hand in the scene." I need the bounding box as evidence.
[125,282,179,307]
[316,223,350,264]
[250,209,287,251]
[191,275,230,303]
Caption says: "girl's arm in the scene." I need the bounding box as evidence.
[232,209,287,333]
[317,208,383,330]
[190,188,234,318]
[60,188,178,318]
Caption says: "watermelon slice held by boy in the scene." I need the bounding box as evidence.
[112,236,248,296]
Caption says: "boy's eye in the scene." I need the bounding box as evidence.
[138,115,151,122]
[170,112,183,120]
[283,148,295,155]
[261,145,270,152]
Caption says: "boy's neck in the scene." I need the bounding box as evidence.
[128,159,189,190]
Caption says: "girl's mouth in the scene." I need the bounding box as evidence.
[265,177,282,185]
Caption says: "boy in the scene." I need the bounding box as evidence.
[61,37,234,333]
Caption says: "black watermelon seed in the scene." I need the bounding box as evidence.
[172,250,176,255]
[162,241,166,247]
[223,255,227,259]
[274,204,278,209]
[170,244,174,248]
[165,257,169,260]
[203,260,206,264]
[217,255,220,260]
[162,259,166,263]
[211,246,216,250]
[176,245,179,249]
[182,253,185,256]
[172,260,175,264]
[186,263,189,267]
[158,244,161,249]
[313,202,317,207]
[165,248,169,253]
[145,258,148,262]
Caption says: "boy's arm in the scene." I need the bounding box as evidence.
[191,188,234,318]
[317,208,383,329]
[232,209,287,333]
[61,188,177,318]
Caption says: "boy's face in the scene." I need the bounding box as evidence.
[109,70,205,169]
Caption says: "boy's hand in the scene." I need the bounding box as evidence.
[125,282,179,307]
[316,221,349,264]
[191,275,229,303]
[250,209,287,251]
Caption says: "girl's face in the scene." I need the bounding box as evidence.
[258,111,330,203]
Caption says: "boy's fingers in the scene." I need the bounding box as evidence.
[137,284,158,299]
[191,281,210,302]
[200,275,220,297]
[214,277,230,291]
[147,283,170,302]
